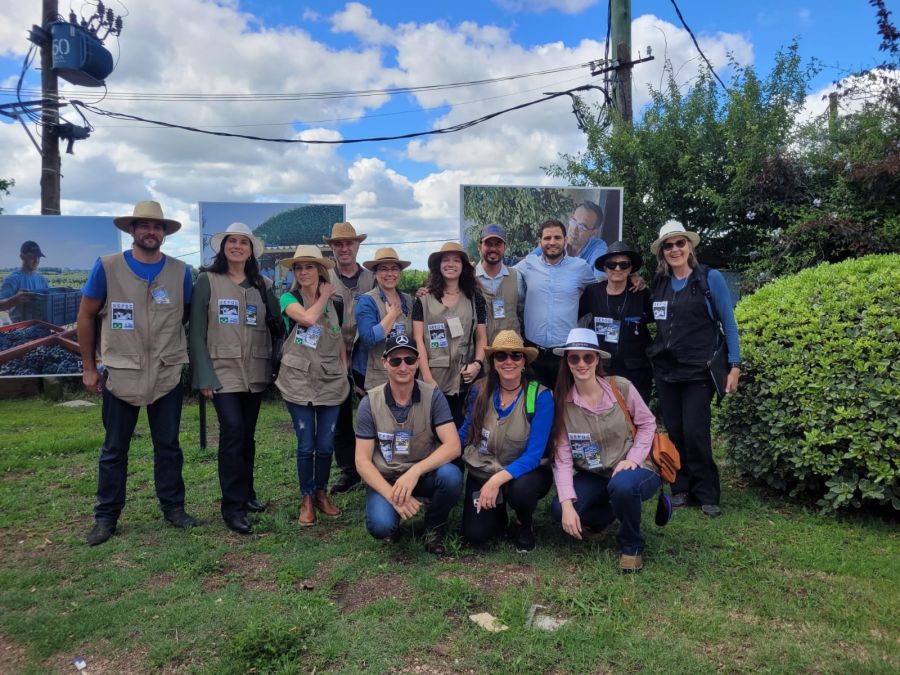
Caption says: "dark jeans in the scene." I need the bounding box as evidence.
[286,402,341,496]
[462,467,552,545]
[527,345,562,391]
[365,463,463,539]
[333,371,364,479]
[655,377,719,506]
[94,385,186,523]
[551,468,660,555]
[212,391,263,518]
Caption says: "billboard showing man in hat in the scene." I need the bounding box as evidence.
[0,241,50,322]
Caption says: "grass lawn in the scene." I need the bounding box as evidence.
[1,394,898,674]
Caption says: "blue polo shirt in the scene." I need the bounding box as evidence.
[82,251,193,303]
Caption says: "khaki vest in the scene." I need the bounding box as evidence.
[98,253,188,406]
[205,273,272,393]
[463,382,546,479]
[479,268,520,343]
[368,380,437,480]
[363,287,414,391]
[421,293,475,396]
[275,296,350,406]
[562,378,655,477]
[329,266,375,356]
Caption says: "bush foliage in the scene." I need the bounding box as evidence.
[715,255,900,512]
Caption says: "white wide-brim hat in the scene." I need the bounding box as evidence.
[553,327,612,359]
[209,222,265,259]
[114,200,181,235]
[650,220,701,255]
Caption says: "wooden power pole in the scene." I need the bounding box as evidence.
[610,0,633,124]
[40,0,61,215]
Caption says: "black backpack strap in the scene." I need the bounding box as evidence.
[332,294,344,327]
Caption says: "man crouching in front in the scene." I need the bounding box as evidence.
[354,334,462,554]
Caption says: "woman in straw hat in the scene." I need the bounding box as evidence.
[275,245,349,526]
[646,221,741,518]
[354,247,414,391]
[412,242,487,427]
[458,330,554,552]
[550,328,660,573]
[190,223,282,535]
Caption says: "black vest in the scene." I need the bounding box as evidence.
[580,281,653,370]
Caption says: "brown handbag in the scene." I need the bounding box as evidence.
[608,377,681,484]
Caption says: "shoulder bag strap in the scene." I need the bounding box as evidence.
[608,376,636,441]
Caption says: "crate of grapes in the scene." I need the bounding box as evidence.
[0,320,66,355]
[22,287,82,326]
[0,335,84,377]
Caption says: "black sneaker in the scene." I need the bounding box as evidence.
[512,523,536,553]
[670,492,690,508]
[86,521,116,546]
[330,472,361,494]
[165,509,199,528]
[246,499,266,513]
[423,528,447,555]
[701,504,722,518]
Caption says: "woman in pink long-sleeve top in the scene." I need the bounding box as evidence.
[550,328,661,573]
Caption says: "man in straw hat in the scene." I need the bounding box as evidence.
[324,222,376,494]
[77,200,198,546]
[475,224,521,343]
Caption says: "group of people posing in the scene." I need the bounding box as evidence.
[79,201,740,574]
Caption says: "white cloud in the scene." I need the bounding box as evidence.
[330,2,394,45]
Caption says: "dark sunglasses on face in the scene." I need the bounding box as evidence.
[387,355,417,367]
[662,238,688,251]
[493,351,524,363]
[566,352,598,365]
[604,260,632,270]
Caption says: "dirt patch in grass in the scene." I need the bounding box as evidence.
[0,634,28,672]
[445,562,542,594]
[146,571,177,589]
[45,643,156,674]
[331,572,412,615]
[198,552,277,592]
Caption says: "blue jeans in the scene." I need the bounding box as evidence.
[365,463,463,539]
[286,402,340,496]
[551,468,660,555]
[94,385,186,523]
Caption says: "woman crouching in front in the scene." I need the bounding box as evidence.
[550,328,660,572]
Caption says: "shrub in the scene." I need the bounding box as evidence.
[715,254,900,512]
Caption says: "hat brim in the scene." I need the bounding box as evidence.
[113,216,182,236]
[363,259,411,272]
[209,231,265,259]
[595,249,644,272]
[427,250,473,269]
[383,343,419,357]
[323,233,367,244]
[484,345,538,364]
[552,343,612,360]
[650,231,700,255]
[278,256,335,271]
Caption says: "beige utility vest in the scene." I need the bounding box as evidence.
[275,296,349,406]
[463,382,547,479]
[368,381,437,480]
[205,273,272,393]
[98,253,188,406]
[363,287,414,391]
[562,377,655,477]
[422,293,475,396]
[479,268,520,343]
[330,266,375,357]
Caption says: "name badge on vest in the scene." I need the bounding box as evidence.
[295,324,322,348]
[110,302,134,330]
[246,304,258,326]
[394,430,411,456]
[446,315,464,338]
[218,299,240,325]
[594,316,620,344]
[391,322,406,337]
[151,287,171,304]
[478,428,491,455]
[428,323,448,349]
[653,301,668,321]
[377,432,394,462]
[491,298,506,319]
[569,433,602,469]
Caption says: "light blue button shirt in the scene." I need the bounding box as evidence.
[474,262,509,295]
[515,253,596,348]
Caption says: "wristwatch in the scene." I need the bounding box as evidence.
[729,362,742,369]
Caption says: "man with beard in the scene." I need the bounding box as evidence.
[77,201,198,546]
[474,224,520,343]
[515,219,596,388]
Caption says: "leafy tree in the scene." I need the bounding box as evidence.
[252,205,344,246]
[397,269,427,295]
[0,178,13,214]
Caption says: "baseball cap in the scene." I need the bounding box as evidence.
[20,241,45,257]
[480,224,507,243]
[383,334,418,357]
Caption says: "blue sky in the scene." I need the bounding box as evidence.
[0,1,888,268]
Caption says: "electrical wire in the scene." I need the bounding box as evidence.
[668,0,731,92]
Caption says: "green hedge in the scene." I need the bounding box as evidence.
[715,255,900,512]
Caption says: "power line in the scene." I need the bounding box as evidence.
[668,0,731,92]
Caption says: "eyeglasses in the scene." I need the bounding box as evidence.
[662,238,688,251]
[493,351,524,363]
[387,355,417,367]
[566,352,598,365]
[604,260,632,270]
[568,217,596,231]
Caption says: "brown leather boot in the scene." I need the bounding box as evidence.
[314,489,341,517]
[298,495,316,526]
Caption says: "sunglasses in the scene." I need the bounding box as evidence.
[493,351,525,363]
[566,352,598,365]
[387,355,417,367]
[662,238,688,251]
[604,260,632,270]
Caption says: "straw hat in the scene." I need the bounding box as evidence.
[323,221,367,244]
[427,242,472,269]
[650,220,701,255]
[114,201,181,235]
[209,222,265,259]
[363,247,411,272]
[278,244,335,271]
[552,327,612,359]
[484,330,538,364]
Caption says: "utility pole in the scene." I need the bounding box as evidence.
[610,0,633,124]
[40,0,61,215]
